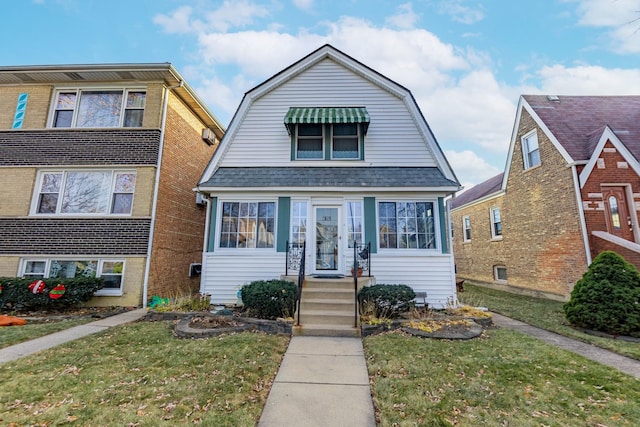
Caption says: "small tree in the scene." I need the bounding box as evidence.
[564,251,640,336]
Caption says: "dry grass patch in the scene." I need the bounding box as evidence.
[365,329,640,426]
[0,321,289,426]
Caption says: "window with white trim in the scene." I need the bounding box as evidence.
[51,89,146,128]
[20,259,125,294]
[290,201,308,245]
[522,131,540,169]
[33,170,136,215]
[294,123,362,160]
[295,124,324,159]
[331,124,359,159]
[490,207,502,239]
[219,201,275,248]
[378,201,437,249]
[463,216,471,242]
[347,201,363,247]
[494,265,507,283]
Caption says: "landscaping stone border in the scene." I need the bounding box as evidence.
[172,314,293,339]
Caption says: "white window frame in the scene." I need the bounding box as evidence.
[295,124,324,160]
[19,258,125,296]
[462,215,471,242]
[346,200,364,248]
[330,123,360,160]
[217,199,277,250]
[31,169,136,216]
[377,199,439,251]
[494,265,507,284]
[48,87,146,128]
[290,200,309,246]
[521,130,541,169]
[490,207,502,240]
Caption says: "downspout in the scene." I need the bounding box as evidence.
[142,81,183,307]
[572,164,592,265]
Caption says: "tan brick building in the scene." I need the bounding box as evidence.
[0,64,224,306]
[452,95,640,300]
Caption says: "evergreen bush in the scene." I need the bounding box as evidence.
[240,279,298,319]
[358,284,416,318]
[0,277,104,311]
[564,251,640,336]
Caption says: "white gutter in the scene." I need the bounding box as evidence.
[200,195,211,295]
[141,81,183,307]
[572,164,592,265]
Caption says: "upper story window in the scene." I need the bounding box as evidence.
[51,89,146,128]
[378,201,436,250]
[490,207,502,239]
[33,170,136,215]
[463,216,471,242]
[285,107,369,161]
[522,130,540,169]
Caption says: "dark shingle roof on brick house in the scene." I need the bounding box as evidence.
[450,172,504,209]
[199,167,459,189]
[523,95,640,161]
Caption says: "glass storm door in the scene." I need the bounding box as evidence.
[314,206,340,272]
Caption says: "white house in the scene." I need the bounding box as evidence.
[196,45,460,309]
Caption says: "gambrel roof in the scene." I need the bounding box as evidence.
[198,44,459,190]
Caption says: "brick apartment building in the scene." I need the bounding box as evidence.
[452,95,640,300]
[0,64,224,306]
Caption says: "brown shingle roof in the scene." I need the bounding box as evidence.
[523,95,640,161]
[451,173,503,209]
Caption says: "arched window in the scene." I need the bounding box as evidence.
[609,196,621,229]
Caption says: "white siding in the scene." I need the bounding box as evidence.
[370,253,456,309]
[201,252,286,305]
[220,59,436,168]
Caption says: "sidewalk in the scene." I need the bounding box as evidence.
[0,308,147,364]
[491,313,640,379]
[258,336,376,427]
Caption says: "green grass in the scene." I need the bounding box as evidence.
[0,321,289,426]
[0,318,93,349]
[365,330,640,426]
[459,284,640,360]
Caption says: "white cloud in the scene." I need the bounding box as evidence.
[293,0,314,12]
[537,64,640,93]
[436,0,485,24]
[153,6,195,34]
[570,0,640,53]
[445,150,502,190]
[385,3,420,29]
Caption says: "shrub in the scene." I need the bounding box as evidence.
[564,251,640,336]
[240,280,298,319]
[358,284,416,319]
[0,277,104,312]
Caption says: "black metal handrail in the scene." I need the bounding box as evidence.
[296,243,306,326]
[285,240,305,276]
[352,241,371,327]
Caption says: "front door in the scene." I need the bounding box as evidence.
[314,206,340,273]
[602,186,634,241]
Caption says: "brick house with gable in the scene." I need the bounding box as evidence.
[0,64,224,307]
[452,95,640,300]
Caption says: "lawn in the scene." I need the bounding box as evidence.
[0,318,93,349]
[459,283,640,360]
[0,321,289,426]
[365,329,640,426]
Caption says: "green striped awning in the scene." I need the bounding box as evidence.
[284,107,370,133]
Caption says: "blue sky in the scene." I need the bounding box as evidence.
[3,0,640,189]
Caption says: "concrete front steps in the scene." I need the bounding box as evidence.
[292,276,373,337]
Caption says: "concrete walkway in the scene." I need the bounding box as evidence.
[492,313,640,379]
[258,336,376,427]
[0,308,147,364]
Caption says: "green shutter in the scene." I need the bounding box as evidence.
[364,197,377,253]
[277,197,291,252]
[290,131,296,161]
[359,124,365,160]
[438,197,448,254]
[324,124,331,160]
[207,197,218,252]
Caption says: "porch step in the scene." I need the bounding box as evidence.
[299,309,355,326]
[300,298,354,311]
[302,288,354,301]
[292,324,361,337]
